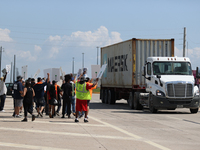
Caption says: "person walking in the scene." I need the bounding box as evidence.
[0,72,7,112]
[21,81,36,122]
[33,73,50,117]
[70,74,76,116]
[61,74,72,118]
[75,76,98,123]
[13,76,23,117]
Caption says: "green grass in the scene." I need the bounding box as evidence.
[93,88,100,93]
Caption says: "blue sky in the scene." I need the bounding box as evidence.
[0,0,200,82]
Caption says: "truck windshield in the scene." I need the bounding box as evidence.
[153,62,192,75]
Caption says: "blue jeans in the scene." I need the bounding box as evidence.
[0,94,6,110]
[71,96,75,113]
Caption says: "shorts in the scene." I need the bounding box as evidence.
[76,99,87,112]
[14,99,23,107]
[36,97,45,107]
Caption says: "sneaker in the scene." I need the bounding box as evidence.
[32,115,35,121]
[75,119,79,122]
[21,118,27,122]
[84,119,89,123]
[15,115,22,118]
[0,110,5,112]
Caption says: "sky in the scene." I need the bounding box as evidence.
[0,0,200,82]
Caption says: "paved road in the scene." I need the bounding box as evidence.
[0,94,200,150]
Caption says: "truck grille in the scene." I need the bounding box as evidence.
[167,83,193,98]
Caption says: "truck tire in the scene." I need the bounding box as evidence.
[190,108,199,114]
[102,90,106,103]
[128,92,134,109]
[133,92,143,110]
[149,93,158,113]
[104,90,108,104]
[108,90,116,104]
[100,89,103,100]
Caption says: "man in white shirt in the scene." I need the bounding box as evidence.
[0,72,7,112]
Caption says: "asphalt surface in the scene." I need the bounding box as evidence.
[0,94,200,150]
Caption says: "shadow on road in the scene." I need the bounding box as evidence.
[90,102,192,114]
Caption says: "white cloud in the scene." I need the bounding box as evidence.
[45,26,123,58]
[48,35,61,42]
[48,47,60,58]
[19,50,37,61]
[0,28,13,42]
[34,45,42,52]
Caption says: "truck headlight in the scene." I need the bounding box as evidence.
[194,90,200,97]
[156,90,165,97]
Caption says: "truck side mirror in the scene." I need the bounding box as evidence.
[142,66,146,76]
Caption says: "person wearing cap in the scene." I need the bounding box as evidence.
[0,72,7,112]
[33,73,50,117]
[75,76,98,122]
[13,75,23,117]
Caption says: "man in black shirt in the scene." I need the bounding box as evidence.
[61,74,72,118]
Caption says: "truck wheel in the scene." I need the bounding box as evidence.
[100,89,103,100]
[108,90,115,104]
[190,108,199,114]
[102,90,106,103]
[133,92,143,110]
[128,92,134,109]
[104,90,108,104]
[149,93,157,113]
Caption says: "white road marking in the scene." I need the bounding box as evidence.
[0,142,70,150]
[34,120,107,127]
[0,118,107,127]
[90,116,171,150]
[0,127,137,141]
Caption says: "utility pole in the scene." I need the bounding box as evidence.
[10,62,13,83]
[13,55,16,82]
[187,42,188,57]
[97,46,99,65]
[72,57,74,76]
[82,53,84,69]
[183,27,186,57]
[0,46,2,77]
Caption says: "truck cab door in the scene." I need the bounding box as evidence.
[146,62,152,92]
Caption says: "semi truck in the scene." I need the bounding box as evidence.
[100,38,200,113]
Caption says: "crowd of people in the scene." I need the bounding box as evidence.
[0,71,98,123]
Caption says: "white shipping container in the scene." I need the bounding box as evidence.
[101,38,174,88]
